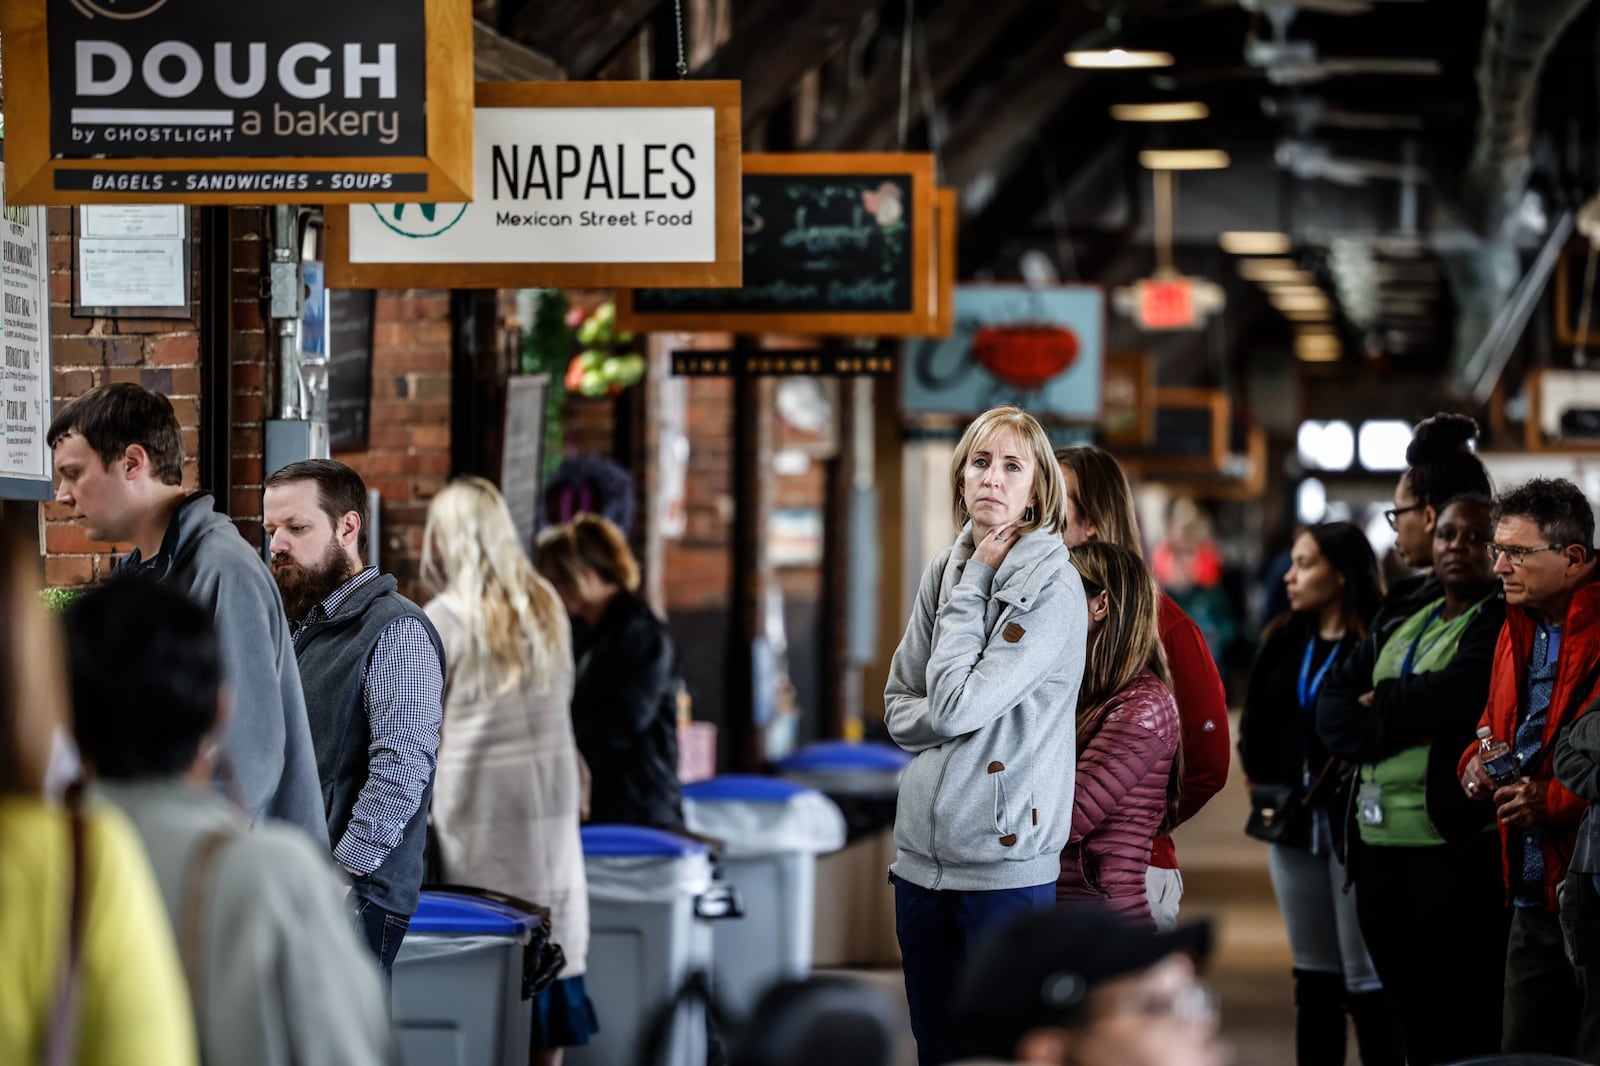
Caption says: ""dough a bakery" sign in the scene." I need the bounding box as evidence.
[0,0,473,204]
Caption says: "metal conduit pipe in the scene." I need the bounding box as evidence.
[1464,0,1591,237]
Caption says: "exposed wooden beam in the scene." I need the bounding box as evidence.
[509,0,663,80]
[474,21,566,82]
[809,0,1033,151]
[941,19,1111,217]
[696,0,887,134]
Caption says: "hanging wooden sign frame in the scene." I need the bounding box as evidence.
[0,0,474,205]
[617,152,939,337]
[322,79,743,289]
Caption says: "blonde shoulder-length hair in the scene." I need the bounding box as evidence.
[421,476,570,699]
[949,405,1068,536]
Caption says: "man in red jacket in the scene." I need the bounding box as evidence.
[1459,477,1600,1055]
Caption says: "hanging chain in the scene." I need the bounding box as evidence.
[896,0,917,150]
[674,0,689,78]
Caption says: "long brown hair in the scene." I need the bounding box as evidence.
[533,513,642,599]
[1069,541,1184,832]
[1053,445,1143,554]
[0,527,65,796]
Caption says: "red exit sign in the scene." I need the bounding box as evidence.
[1138,277,1196,330]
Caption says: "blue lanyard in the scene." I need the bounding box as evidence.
[1299,637,1340,711]
[1400,605,1447,677]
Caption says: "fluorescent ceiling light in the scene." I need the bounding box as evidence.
[1298,420,1355,469]
[1111,101,1208,122]
[1284,309,1330,322]
[1296,337,1342,362]
[1237,259,1304,281]
[1358,420,1413,472]
[1138,149,1230,170]
[1219,231,1291,255]
[1264,283,1323,297]
[1066,48,1174,69]
[1272,294,1330,312]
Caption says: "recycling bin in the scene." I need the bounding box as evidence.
[773,740,912,968]
[683,775,847,1018]
[391,889,542,1066]
[569,825,739,1066]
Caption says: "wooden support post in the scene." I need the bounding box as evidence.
[727,365,773,770]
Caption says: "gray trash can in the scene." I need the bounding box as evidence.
[683,775,846,1018]
[569,825,738,1066]
[391,890,541,1066]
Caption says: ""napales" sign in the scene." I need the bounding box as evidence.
[324,81,742,290]
[0,0,473,204]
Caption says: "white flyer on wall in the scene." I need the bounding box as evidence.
[0,157,53,490]
[77,206,188,309]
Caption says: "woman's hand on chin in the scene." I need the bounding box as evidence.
[972,522,1021,569]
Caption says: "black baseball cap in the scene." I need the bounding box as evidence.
[949,905,1214,1059]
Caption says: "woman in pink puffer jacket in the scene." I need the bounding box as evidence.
[1056,541,1182,927]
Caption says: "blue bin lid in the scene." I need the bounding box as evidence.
[581,824,709,858]
[683,774,816,803]
[410,891,538,936]
[773,740,911,774]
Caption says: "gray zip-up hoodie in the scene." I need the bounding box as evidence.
[885,524,1086,892]
[118,493,328,847]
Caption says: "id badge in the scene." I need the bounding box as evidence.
[1357,781,1384,827]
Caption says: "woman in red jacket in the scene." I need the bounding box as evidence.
[1055,541,1180,927]
[1055,445,1230,929]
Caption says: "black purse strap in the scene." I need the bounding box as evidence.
[43,788,87,1066]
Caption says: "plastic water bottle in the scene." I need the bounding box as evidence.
[1478,726,1522,787]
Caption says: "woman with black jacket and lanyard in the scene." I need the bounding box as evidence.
[1239,522,1399,1066]
[1317,495,1508,1064]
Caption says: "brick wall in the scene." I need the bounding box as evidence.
[229,208,272,548]
[42,207,205,588]
[333,289,453,602]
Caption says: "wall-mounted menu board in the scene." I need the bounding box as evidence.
[327,289,376,452]
[617,153,939,337]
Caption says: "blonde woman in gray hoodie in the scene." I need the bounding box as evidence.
[885,404,1089,1066]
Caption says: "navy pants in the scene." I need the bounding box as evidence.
[891,872,1055,1066]
[350,894,411,979]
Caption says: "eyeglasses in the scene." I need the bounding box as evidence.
[1384,503,1425,530]
[1486,543,1566,566]
[1105,983,1220,1026]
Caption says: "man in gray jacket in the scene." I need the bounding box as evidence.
[48,383,326,845]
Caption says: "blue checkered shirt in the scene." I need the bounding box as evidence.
[292,567,443,875]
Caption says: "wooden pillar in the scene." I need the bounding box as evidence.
[727,363,773,770]
[863,371,904,730]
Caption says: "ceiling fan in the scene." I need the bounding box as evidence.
[1274,138,1431,186]
[1154,5,1441,88]
[1262,96,1424,134]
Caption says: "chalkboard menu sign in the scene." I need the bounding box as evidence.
[328,289,376,452]
[618,153,939,337]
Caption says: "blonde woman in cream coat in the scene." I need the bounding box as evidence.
[423,478,595,1065]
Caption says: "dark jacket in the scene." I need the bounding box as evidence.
[1372,573,1444,649]
[1554,701,1600,875]
[1238,618,1361,848]
[572,591,685,832]
[1318,592,1505,846]
[292,573,444,916]
[119,492,327,846]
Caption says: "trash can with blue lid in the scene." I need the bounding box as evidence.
[683,775,846,1018]
[774,740,913,968]
[569,826,739,1066]
[391,889,542,1066]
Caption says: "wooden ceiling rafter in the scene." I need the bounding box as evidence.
[807,0,1034,152]
[694,0,890,134]
[507,0,666,81]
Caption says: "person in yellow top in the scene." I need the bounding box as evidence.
[0,526,197,1066]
